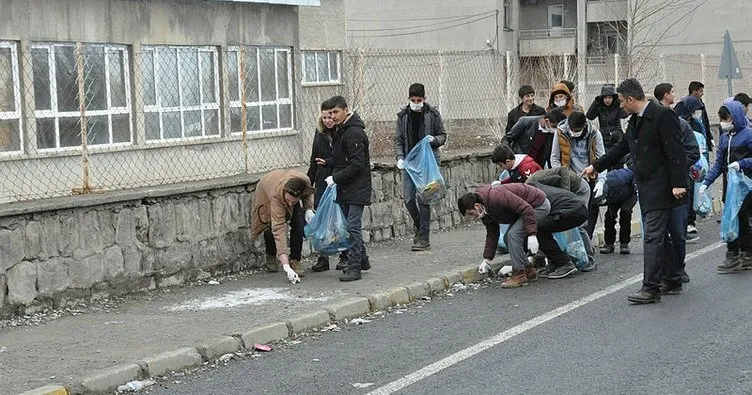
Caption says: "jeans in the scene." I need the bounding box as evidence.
[642,209,680,292]
[263,203,304,261]
[585,181,600,239]
[667,203,688,272]
[505,199,551,270]
[686,182,697,226]
[340,203,367,271]
[604,194,638,246]
[402,172,431,241]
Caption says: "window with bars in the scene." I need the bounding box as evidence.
[302,50,341,84]
[227,47,293,133]
[0,42,21,153]
[141,46,220,141]
[32,43,132,150]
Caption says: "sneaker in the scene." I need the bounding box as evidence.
[501,271,528,288]
[265,254,279,273]
[687,225,698,234]
[339,268,362,282]
[548,263,578,279]
[680,269,690,283]
[335,254,347,271]
[686,234,700,244]
[600,244,615,254]
[741,251,752,270]
[579,261,597,272]
[537,266,552,278]
[627,290,661,304]
[361,256,371,271]
[310,256,330,272]
[718,253,742,274]
[411,239,431,251]
[524,266,538,282]
[289,260,306,277]
[619,243,631,255]
[660,282,683,295]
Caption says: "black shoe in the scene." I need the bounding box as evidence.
[411,239,430,251]
[339,268,362,282]
[680,270,690,283]
[619,243,631,255]
[600,244,615,254]
[335,254,347,271]
[718,253,742,274]
[627,291,661,304]
[310,256,330,272]
[537,266,551,278]
[361,256,371,271]
[548,263,578,279]
[660,283,683,295]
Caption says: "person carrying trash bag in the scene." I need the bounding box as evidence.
[304,184,350,259]
[698,99,752,274]
[250,170,316,284]
[395,83,447,251]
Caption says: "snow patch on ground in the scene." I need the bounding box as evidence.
[166,288,330,311]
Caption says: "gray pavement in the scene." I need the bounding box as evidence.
[142,218,740,395]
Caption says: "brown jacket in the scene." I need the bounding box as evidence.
[546,83,584,117]
[250,170,314,257]
[476,183,546,260]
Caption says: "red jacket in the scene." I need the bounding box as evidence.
[500,155,542,184]
[475,183,546,260]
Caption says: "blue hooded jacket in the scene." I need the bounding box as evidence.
[704,99,752,187]
[675,96,712,150]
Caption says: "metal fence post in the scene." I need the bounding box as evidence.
[659,53,666,81]
[75,42,91,194]
[239,46,249,173]
[614,53,620,82]
[438,50,444,112]
[505,50,513,108]
[701,53,706,83]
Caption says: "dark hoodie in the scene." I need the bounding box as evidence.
[675,96,713,152]
[306,115,335,207]
[586,85,626,149]
[704,99,752,187]
[332,112,372,206]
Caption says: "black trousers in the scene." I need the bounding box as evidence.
[642,209,680,292]
[263,203,304,261]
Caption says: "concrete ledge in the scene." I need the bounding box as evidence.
[287,310,331,333]
[236,322,290,349]
[325,297,371,321]
[195,336,242,361]
[386,287,411,306]
[367,292,392,312]
[405,282,430,301]
[17,386,69,395]
[461,267,482,284]
[79,363,142,394]
[142,347,203,377]
[441,271,463,287]
[425,277,446,295]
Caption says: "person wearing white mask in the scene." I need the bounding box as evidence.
[394,83,447,251]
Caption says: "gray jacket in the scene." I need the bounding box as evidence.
[395,103,447,160]
[501,115,542,155]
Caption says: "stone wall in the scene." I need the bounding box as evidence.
[0,150,495,317]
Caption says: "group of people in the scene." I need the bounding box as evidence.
[463,77,752,304]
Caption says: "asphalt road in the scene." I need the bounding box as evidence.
[146,218,752,395]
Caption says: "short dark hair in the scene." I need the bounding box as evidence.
[734,92,752,107]
[654,83,673,102]
[284,177,314,198]
[518,85,535,98]
[568,112,587,130]
[617,78,646,101]
[718,105,732,121]
[491,145,515,164]
[688,81,704,95]
[409,83,425,97]
[457,193,482,215]
[560,80,575,93]
[323,96,348,111]
[543,107,566,124]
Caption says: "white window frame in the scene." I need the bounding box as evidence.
[228,46,294,134]
[142,46,221,142]
[0,41,22,155]
[32,42,133,151]
[301,50,341,85]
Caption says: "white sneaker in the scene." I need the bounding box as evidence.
[687,225,698,234]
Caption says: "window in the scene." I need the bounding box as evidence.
[0,42,21,153]
[32,43,132,150]
[548,5,564,29]
[228,47,293,133]
[141,46,220,141]
[503,0,512,30]
[302,51,341,84]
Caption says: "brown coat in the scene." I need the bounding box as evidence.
[546,82,584,117]
[250,170,314,257]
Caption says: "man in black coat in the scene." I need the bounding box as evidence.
[324,96,373,282]
[505,85,546,134]
[394,83,447,251]
[583,78,688,304]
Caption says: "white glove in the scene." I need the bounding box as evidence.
[427,135,436,143]
[698,184,708,197]
[593,180,605,199]
[305,209,315,224]
[325,176,335,187]
[283,264,300,284]
[527,235,539,254]
[491,180,501,188]
[729,162,741,171]
[397,159,405,170]
[478,259,492,274]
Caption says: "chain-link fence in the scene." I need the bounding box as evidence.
[2,44,752,203]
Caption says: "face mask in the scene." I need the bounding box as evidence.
[410,102,424,112]
[570,130,583,138]
[693,111,703,120]
[721,121,734,132]
[554,99,567,108]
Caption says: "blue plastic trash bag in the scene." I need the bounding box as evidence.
[404,136,447,205]
[720,168,752,243]
[497,224,510,249]
[304,185,350,255]
[693,182,712,217]
[690,132,709,182]
[553,228,588,270]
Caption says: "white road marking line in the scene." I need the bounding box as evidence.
[366,241,723,395]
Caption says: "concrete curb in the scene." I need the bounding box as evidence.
[79,363,142,394]
[17,386,69,395]
[141,347,203,378]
